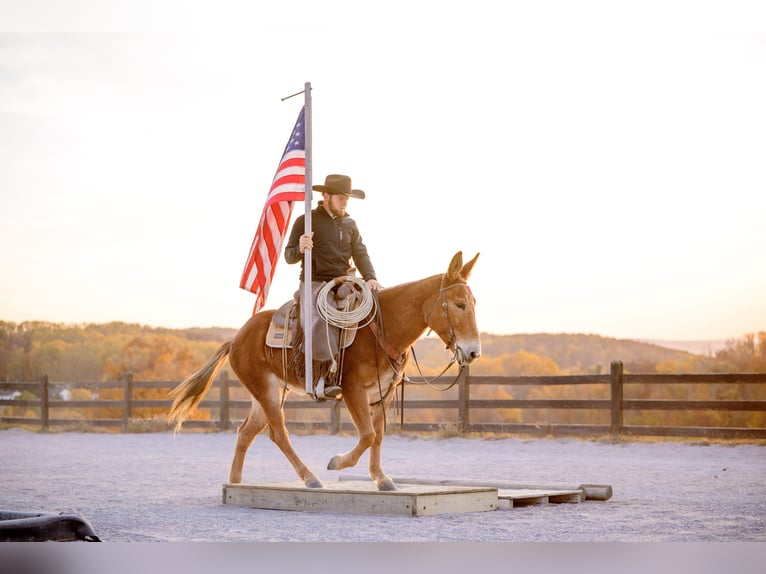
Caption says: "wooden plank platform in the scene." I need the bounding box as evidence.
[222,481,499,516]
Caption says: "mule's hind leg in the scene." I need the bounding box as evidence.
[256,377,323,488]
[229,400,268,484]
[228,315,322,488]
[265,418,323,488]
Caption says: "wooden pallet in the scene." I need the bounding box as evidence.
[497,488,583,507]
[222,481,498,516]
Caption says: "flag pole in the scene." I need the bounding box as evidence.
[303,82,314,396]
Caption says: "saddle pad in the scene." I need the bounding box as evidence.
[265,321,359,349]
[265,321,296,348]
[266,299,298,348]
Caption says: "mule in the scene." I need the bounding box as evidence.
[168,251,481,491]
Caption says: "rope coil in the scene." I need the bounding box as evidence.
[316,276,377,329]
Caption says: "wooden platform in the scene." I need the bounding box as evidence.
[224,475,612,516]
[222,481,498,516]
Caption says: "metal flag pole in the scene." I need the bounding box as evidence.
[302,82,314,396]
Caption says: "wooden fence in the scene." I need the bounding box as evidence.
[1,362,764,439]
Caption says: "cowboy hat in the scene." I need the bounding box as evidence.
[312,174,365,199]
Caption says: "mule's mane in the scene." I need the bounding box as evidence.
[373,272,466,354]
[377,270,468,301]
[377,273,441,298]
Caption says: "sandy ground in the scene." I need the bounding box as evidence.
[1,428,764,544]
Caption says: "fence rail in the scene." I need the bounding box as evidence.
[1,362,764,439]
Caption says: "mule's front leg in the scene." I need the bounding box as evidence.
[326,428,374,472]
[368,399,396,491]
[326,388,376,474]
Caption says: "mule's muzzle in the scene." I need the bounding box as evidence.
[455,343,481,366]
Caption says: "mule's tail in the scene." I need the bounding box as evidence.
[168,340,232,432]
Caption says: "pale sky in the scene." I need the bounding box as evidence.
[1,0,765,341]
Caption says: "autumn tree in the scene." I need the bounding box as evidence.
[715,332,766,372]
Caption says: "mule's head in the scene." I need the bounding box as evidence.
[425,251,482,366]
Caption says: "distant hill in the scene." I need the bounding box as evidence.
[639,339,727,356]
[179,327,238,342]
[412,332,710,374]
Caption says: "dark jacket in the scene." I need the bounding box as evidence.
[284,202,376,282]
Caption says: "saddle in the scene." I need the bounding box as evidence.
[265,280,363,354]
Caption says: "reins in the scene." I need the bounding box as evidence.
[404,346,464,391]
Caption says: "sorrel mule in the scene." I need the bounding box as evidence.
[168,251,481,491]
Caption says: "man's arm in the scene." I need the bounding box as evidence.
[349,222,378,287]
[284,216,305,264]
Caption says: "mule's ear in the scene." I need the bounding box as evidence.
[460,252,480,280]
[446,251,464,283]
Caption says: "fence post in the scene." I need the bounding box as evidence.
[610,361,624,436]
[40,374,49,430]
[330,401,341,435]
[458,365,470,433]
[219,370,230,431]
[123,372,134,431]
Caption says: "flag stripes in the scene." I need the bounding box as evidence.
[239,107,306,312]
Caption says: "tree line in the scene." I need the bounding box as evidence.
[2,321,765,383]
[0,321,225,382]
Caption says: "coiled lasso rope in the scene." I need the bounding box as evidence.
[316,276,377,329]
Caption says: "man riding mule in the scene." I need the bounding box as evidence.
[283,174,381,399]
[169,250,481,491]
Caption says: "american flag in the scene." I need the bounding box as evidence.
[240,107,306,312]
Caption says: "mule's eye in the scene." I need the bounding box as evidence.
[455,302,466,311]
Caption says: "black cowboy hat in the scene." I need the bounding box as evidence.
[312,174,365,199]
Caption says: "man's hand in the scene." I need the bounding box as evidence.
[367,279,382,292]
[299,233,314,254]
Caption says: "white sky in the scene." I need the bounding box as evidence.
[1,0,765,341]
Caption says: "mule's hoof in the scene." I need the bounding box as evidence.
[326,456,341,471]
[377,477,397,491]
[305,476,324,489]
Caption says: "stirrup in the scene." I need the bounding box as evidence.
[312,376,342,401]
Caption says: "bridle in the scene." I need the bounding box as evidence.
[424,275,475,364]
[393,276,475,390]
